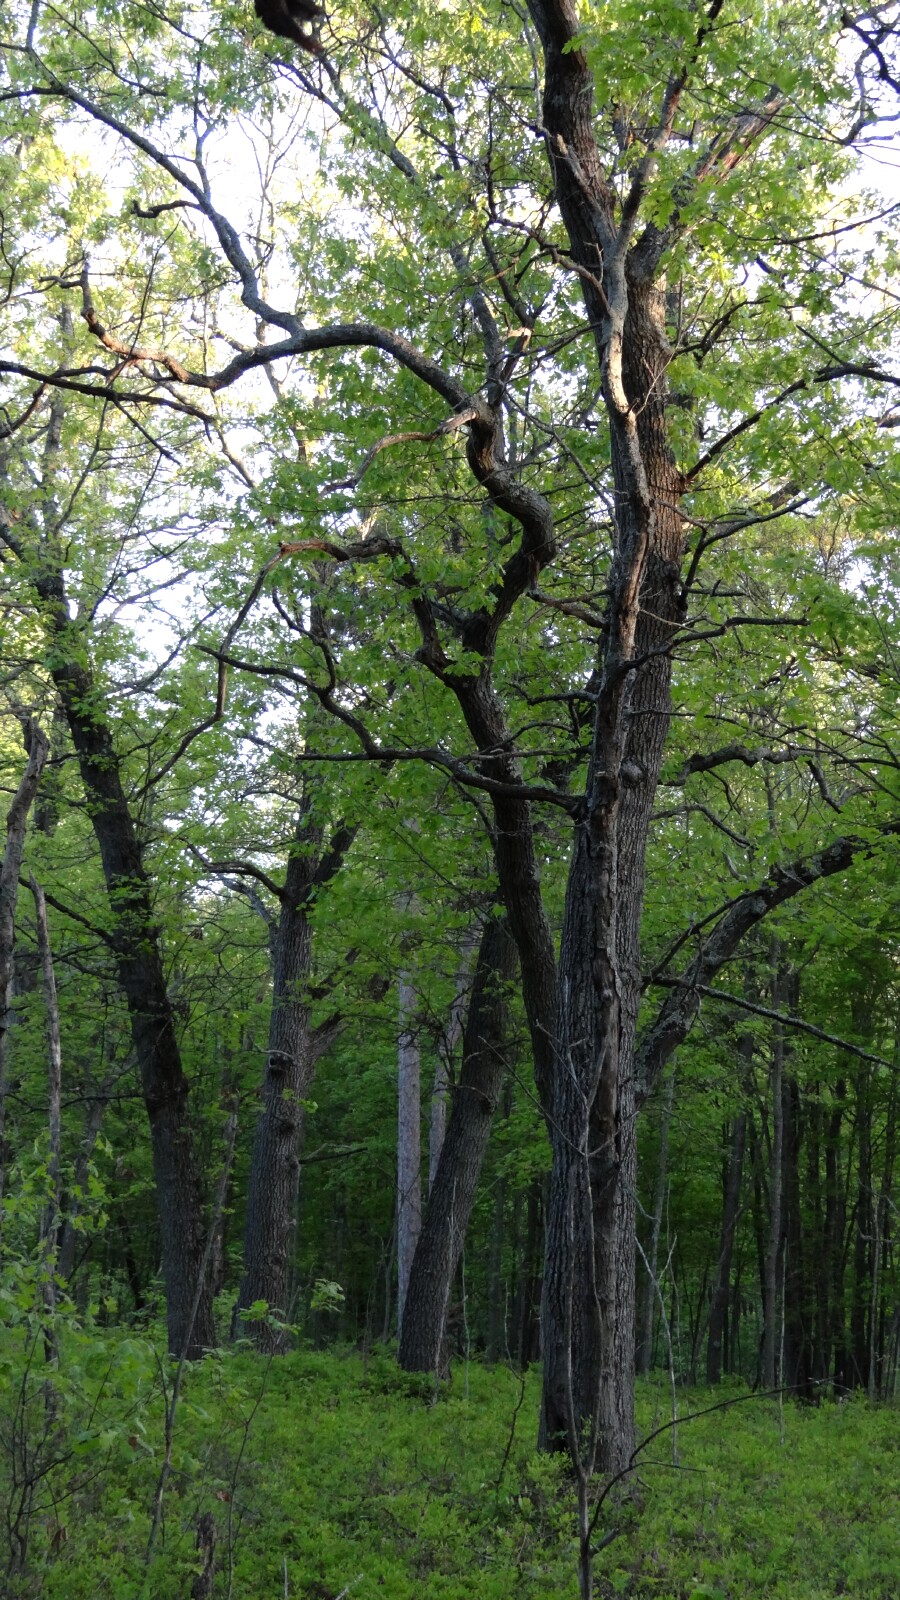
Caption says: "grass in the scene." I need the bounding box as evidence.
[0,1329,896,1599]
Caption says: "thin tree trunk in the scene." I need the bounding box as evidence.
[783,1074,810,1395]
[707,1109,747,1384]
[486,1165,507,1363]
[871,1073,896,1397]
[762,978,785,1391]
[0,722,49,1077]
[0,724,50,1259]
[514,1178,544,1369]
[56,1076,113,1283]
[851,1063,872,1388]
[826,1077,848,1391]
[396,971,422,1335]
[636,1068,675,1374]
[399,918,517,1372]
[30,877,62,1352]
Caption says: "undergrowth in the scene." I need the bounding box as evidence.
[0,1325,896,1599]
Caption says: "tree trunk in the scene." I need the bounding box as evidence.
[636,1068,675,1374]
[826,1078,849,1391]
[0,723,49,1256]
[235,806,352,1348]
[706,1110,747,1384]
[851,1064,872,1389]
[0,723,49,1071]
[783,1075,811,1395]
[871,1073,896,1398]
[429,934,478,1191]
[396,970,422,1334]
[36,586,215,1357]
[537,272,685,1475]
[30,877,62,1352]
[398,917,517,1373]
[57,1076,113,1284]
[514,1178,544,1369]
[486,1160,507,1363]
[762,979,786,1390]
[235,883,313,1344]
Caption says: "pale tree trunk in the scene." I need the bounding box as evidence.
[636,1069,675,1375]
[398,918,517,1372]
[396,971,422,1333]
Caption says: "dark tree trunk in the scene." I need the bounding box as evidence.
[851,1064,872,1388]
[783,1076,811,1395]
[537,273,684,1475]
[805,1091,829,1387]
[235,807,352,1349]
[486,1079,513,1363]
[398,917,517,1373]
[871,1075,896,1397]
[706,1110,746,1384]
[32,572,215,1357]
[636,1068,675,1374]
[0,723,49,1254]
[826,1078,849,1390]
[0,723,49,1070]
[762,966,789,1391]
[396,968,422,1334]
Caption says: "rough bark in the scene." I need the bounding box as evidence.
[398,917,517,1373]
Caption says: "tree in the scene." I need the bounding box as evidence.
[2,0,899,1487]
[398,914,518,1373]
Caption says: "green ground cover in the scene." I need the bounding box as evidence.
[0,1333,896,1599]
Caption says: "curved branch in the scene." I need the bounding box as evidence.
[635,821,900,1102]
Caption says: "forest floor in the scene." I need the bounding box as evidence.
[0,1330,896,1599]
